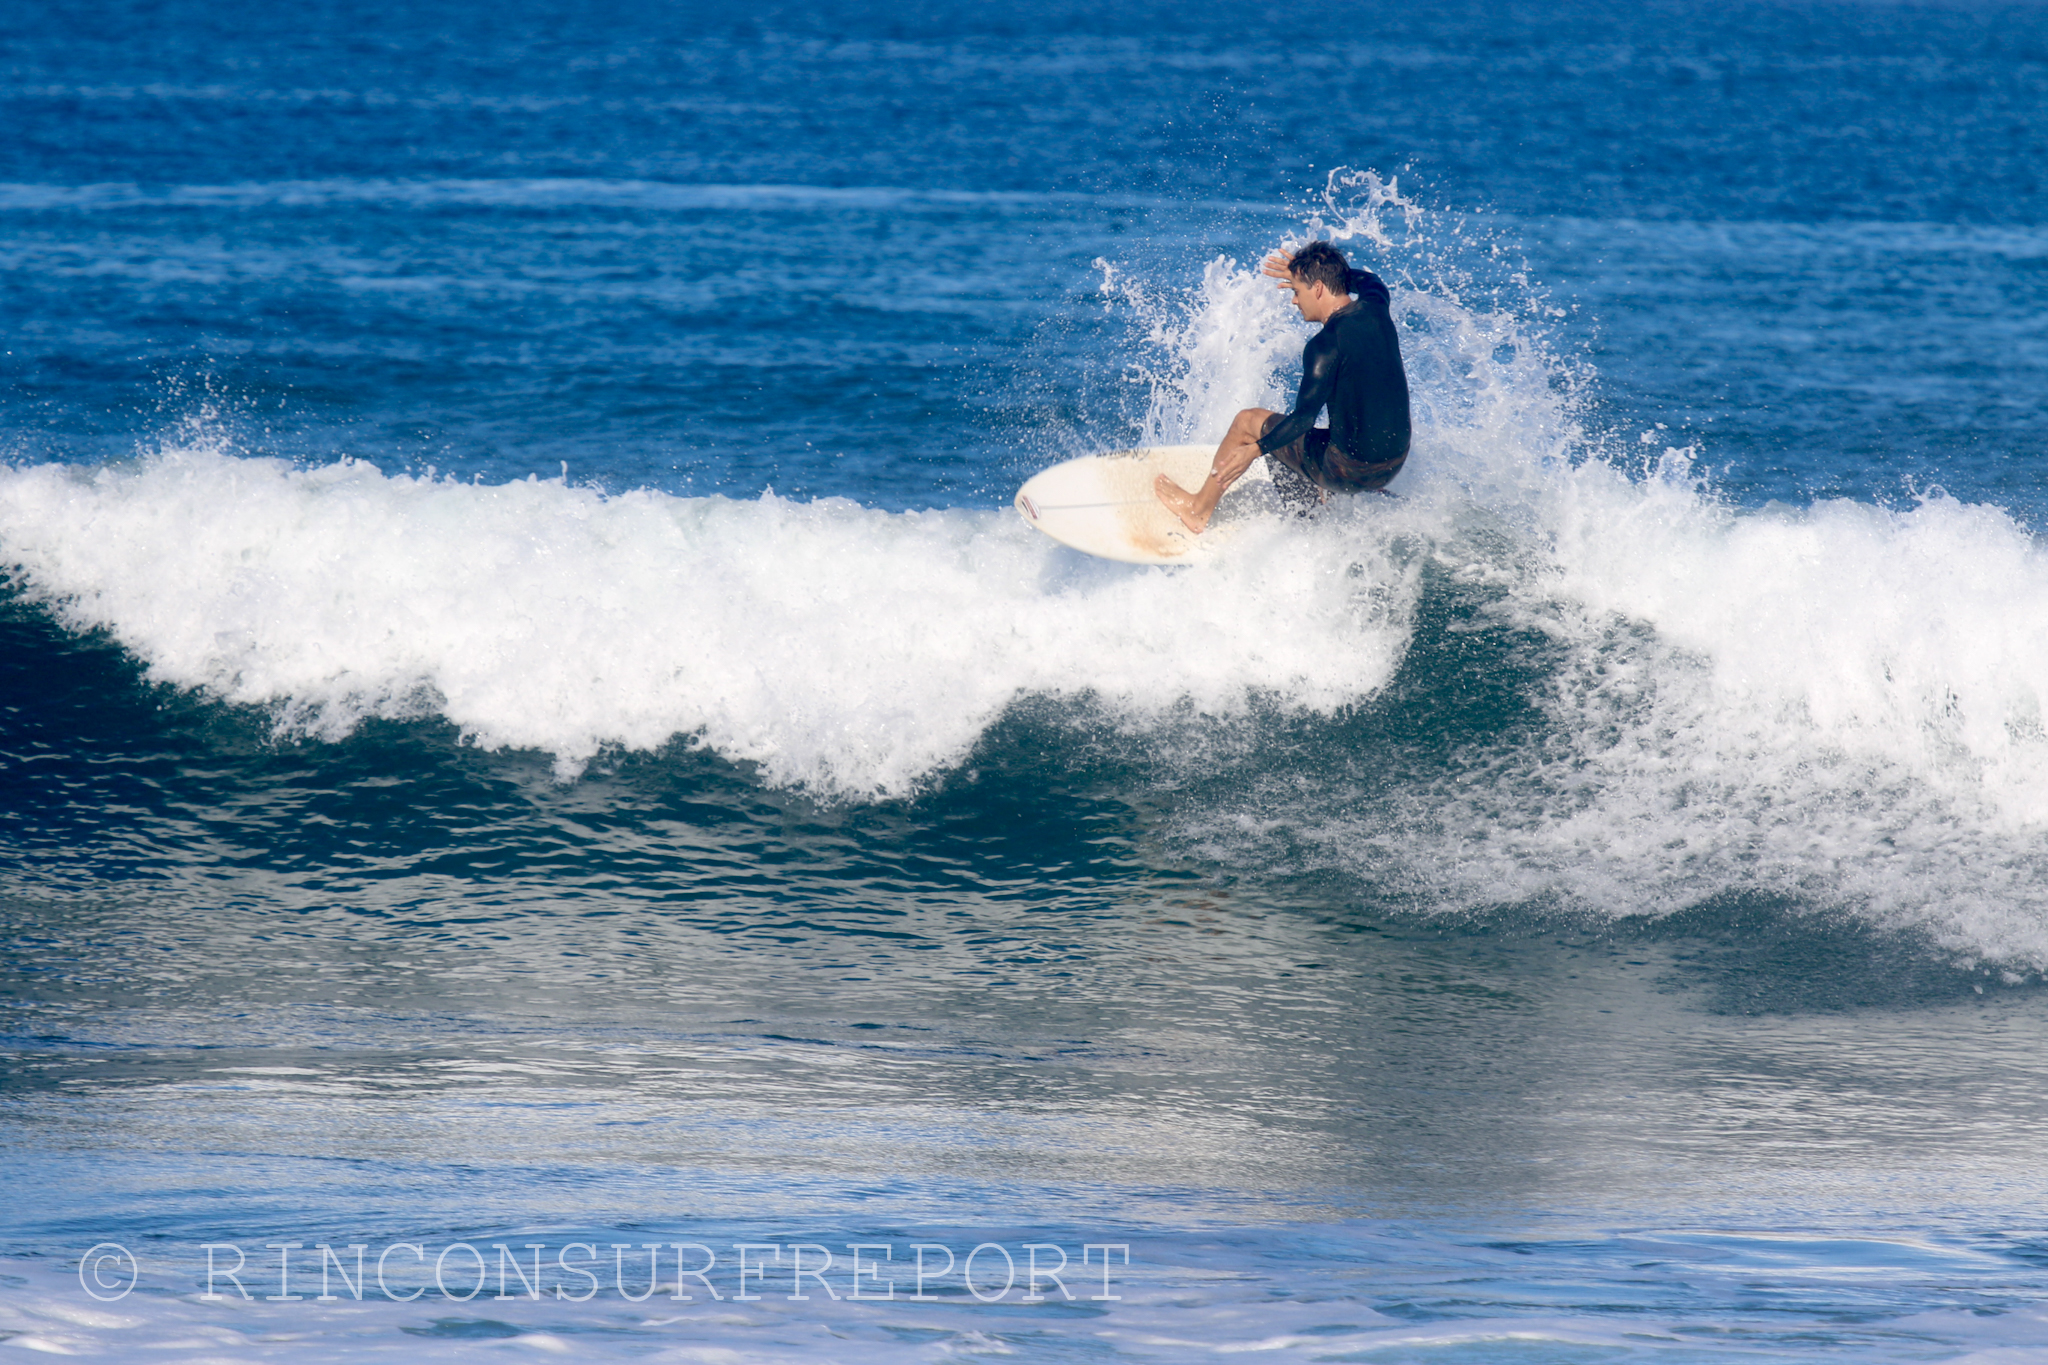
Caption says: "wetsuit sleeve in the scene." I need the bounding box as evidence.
[1256,331,1340,455]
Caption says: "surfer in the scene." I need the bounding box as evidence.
[1154,240,1411,533]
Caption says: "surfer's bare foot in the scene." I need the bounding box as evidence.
[1154,474,1212,534]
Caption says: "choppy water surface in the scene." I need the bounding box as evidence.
[6,1,2048,1359]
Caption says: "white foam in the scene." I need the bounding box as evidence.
[9,171,2048,963]
[1441,454,2048,962]
[0,439,1419,796]
[1120,172,2048,965]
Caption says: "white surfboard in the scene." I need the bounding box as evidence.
[1014,445,1267,565]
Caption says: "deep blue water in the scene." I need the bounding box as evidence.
[7,2,2048,1359]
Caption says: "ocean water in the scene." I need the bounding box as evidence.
[7,1,2048,1359]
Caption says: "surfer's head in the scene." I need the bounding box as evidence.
[1283,240,1360,321]
[1287,241,1352,295]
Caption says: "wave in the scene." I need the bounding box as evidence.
[1185,460,2048,970]
[5,171,2048,963]
[0,444,1418,795]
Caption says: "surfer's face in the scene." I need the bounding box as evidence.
[1285,273,1340,321]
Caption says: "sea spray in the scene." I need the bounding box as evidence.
[1092,173,2048,965]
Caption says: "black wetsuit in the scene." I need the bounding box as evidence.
[1255,270,1411,494]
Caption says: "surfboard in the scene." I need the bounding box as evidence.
[1014,445,1268,565]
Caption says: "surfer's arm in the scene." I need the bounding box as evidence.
[1256,333,1340,456]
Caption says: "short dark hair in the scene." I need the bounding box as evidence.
[1289,240,1353,295]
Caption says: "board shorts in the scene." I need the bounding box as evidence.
[1260,414,1408,511]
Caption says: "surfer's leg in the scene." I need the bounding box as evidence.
[1155,407,1275,534]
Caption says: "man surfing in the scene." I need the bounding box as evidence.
[1155,240,1411,533]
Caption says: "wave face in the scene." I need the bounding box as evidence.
[6,176,2048,970]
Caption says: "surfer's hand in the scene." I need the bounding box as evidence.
[1261,250,1295,284]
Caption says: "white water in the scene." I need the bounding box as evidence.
[6,175,2048,963]
[0,438,1419,795]
[1113,174,2048,970]
[1239,458,2048,974]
